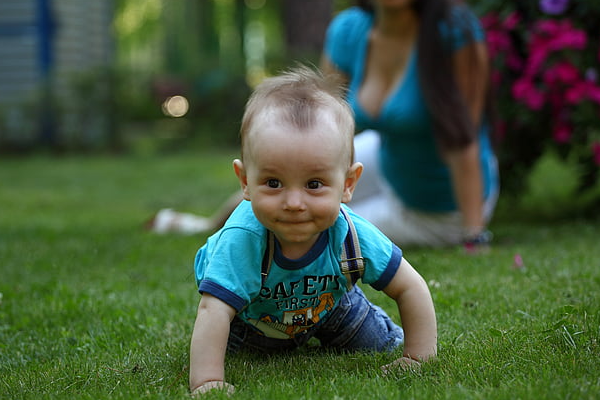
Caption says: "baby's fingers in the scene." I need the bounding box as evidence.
[191,381,235,396]
[381,356,421,375]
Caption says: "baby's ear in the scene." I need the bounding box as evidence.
[342,162,363,203]
[233,159,251,201]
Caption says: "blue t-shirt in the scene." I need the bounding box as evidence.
[195,200,402,339]
[324,6,499,212]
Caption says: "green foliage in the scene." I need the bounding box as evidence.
[0,93,42,152]
[1,153,599,399]
[519,150,600,219]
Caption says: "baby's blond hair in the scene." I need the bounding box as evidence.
[240,66,355,164]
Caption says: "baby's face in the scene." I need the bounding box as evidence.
[237,112,356,259]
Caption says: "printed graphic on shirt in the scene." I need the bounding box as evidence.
[246,274,342,339]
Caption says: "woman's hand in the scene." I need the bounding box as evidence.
[462,229,493,254]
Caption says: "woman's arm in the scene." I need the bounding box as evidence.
[454,41,489,128]
[447,41,490,235]
[446,140,484,236]
[189,294,236,394]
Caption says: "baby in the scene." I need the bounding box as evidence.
[189,66,437,395]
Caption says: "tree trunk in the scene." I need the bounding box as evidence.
[282,0,333,62]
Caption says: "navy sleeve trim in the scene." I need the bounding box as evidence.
[198,280,246,312]
[371,245,403,291]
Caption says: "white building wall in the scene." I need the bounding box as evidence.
[0,0,114,147]
[0,1,39,103]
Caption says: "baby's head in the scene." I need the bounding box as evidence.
[239,66,355,166]
[233,66,362,257]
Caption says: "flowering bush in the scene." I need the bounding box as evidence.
[477,0,600,216]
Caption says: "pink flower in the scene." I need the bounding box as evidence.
[554,62,580,83]
[524,46,549,78]
[486,31,512,59]
[589,85,600,104]
[502,12,521,30]
[549,29,587,51]
[565,80,600,105]
[534,19,562,36]
[481,12,523,63]
[552,122,572,143]
[531,20,586,51]
[512,79,545,110]
[565,83,585,104]
[512,253,525,269]
[543,61,580,86]
[592,142,600,166]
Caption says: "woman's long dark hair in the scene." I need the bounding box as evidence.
[358,0,487,152]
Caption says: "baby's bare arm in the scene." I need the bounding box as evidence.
[383,258,437,366]
[189,294,236,394]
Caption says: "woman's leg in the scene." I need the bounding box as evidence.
[348,130,386,205]
[146,191,243,234]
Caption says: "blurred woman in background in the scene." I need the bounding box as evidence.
[148,0,499,250]
[320,0,499,248]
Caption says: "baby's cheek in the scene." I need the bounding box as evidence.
[324,207,341,227]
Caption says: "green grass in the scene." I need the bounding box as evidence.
[1,152,599,399]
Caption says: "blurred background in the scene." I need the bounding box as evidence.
[0,0,599,217]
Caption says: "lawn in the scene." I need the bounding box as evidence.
[0,152,599,399]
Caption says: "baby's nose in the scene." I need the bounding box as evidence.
[283,188,305,210]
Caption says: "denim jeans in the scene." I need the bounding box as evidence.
[227,285,404,353]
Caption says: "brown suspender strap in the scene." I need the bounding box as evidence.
[260,229,275,284]
[261,207,364,289]
[339,207,365,290]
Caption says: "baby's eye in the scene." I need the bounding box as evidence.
[307,180,323,190]
[266,179,281,188]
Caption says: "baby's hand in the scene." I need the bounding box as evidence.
[190,381,235,396]
[381,356,421,374]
